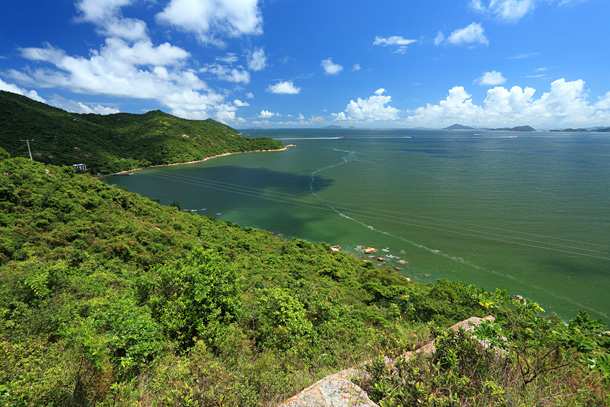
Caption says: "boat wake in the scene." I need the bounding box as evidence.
[308,150,610,321]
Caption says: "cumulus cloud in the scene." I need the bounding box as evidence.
[75,0,148,41]
[259,110,277,118]
[266,81,300,94]
[156,0,263,46]
[215,102,247,124]
[353,63,361,71]
[405,78,610,128]
[247,48,266,71]
[332,88,399,122]
[0,78,46,103]
[321,58,343,75]
[233,99,249,107]
[11,39,229,120]
[373,36,416,53]
[246,92,254,99]
[447,23,489,46]
[475,70,506,86]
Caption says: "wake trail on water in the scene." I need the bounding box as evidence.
[308,150,610,321]
[309,149,485,269]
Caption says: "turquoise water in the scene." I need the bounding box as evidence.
[104,129,610,323]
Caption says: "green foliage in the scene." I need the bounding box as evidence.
[0,146,9,161]
[147,248,242,349]
[87,298,163,378]
[365,329,507,406]
[254,287,316,353]
[0,156,607,405]
[0,90,283,174]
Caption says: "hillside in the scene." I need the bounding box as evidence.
[0,91,283,174]
[1,152,608,406]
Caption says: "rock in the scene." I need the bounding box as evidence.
[331,245,341,252]
[278,316,496,407]
[363,247,377,254]
[279,373,378,407]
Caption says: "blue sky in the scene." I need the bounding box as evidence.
[1,0,609,129]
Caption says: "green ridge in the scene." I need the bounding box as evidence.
[0,91,282,174]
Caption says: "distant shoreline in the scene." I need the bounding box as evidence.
[96,147,288,178]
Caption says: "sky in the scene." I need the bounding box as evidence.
[1,0,610,129]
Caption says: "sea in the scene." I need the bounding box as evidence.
[104,129,610,324]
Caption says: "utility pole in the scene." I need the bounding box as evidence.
[20,139,34,160]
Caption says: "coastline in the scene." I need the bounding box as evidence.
[96,147,288,178]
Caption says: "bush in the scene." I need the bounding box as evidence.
[148,248,242,349]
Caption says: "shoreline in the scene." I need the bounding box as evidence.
[96,147,288,178]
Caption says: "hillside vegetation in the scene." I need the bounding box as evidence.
[0,152,608,405]
[0,91,282,174]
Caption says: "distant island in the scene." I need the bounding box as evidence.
[445,124,474,130]
[445,124,539,132]
[550,127,610,132]
[491,125,536,132]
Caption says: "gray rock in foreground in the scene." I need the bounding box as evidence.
[279,315,495,407]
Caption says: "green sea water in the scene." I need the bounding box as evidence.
[104,129,610,324]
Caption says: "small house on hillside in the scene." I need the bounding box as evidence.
[72,163,87,171]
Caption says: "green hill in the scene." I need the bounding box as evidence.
[0,91,282,174]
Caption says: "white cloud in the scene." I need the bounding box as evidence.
[434,31,445,46]
[406,86,483,126]
[215,102,245,124]
[245,92,254,99]
[0,78,46,103]
[156,0,263,46]
[405,78,610,128]
[217,53,238,64]
[259,110,277,118]
[353,63,361,71]
[332,88,399,122]
[447,23,489,46]
[75,0,148,41]
[373,36,417,53]
[475,70,506,86]
[247,48,266,71]
[471,0,537,22]
[373,36,417,46]
[595,92,610,110]
[266,81,300,94]
[201,64,250,84]
[321,58,343,75]
[233,99,249,107]
[11,39,229,120]
[510,52,540,59]
[49,96,120,114]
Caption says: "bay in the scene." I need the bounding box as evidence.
[104,129,610,324]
